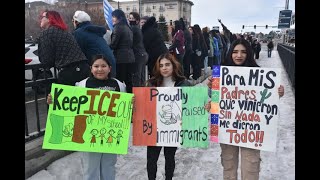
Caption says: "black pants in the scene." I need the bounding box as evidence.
[116,63,134,93]
[131,62,145,87]
[208,56,214,69]
[132,53,149,87]
[175,53,185,74]
[267,48,272,57]
[58,61,90,86]
[191,53,201,80]
[255,51,260,59]
[147,146,177,180]
[183,50,192,78]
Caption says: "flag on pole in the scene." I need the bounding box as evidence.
[103,0,114,31]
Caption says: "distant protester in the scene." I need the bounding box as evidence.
[267,40,274,58]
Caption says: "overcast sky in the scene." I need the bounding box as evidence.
[25,0,295,34]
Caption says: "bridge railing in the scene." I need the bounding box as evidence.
[25,64,58,143]
[277,43,295,94]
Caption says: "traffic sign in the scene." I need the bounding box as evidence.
[278,10,292,29]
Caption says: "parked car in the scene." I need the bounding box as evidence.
[25,43,54,81]
[25,43,55,93]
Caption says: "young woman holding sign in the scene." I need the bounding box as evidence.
[47,54,126,180]
[145,52,191,180]
[206,39,284,180]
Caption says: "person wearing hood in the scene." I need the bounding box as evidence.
[141,16,168,77]
[72,10,116,77]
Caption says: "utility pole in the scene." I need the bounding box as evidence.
[118,1,120,9]
[138,0,141,17]
[285,0,289,10]
[283,0,289,43]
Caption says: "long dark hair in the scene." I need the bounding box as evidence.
[112,9,130,27]
[90,54,113,79]
[147,52,185,86]
[223,39,259,67]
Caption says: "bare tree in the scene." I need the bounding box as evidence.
[25,3,107,41]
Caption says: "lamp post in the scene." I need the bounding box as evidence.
[138,0,141,17]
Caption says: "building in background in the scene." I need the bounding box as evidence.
[55,0,194,26]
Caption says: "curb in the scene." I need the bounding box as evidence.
[25,136,73,179]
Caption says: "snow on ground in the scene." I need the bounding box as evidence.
[27,44,295,180]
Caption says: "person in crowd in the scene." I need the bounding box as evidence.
[188,26,193,35]
[254,39,261,59]
[103,26,112,46]
[140,16,149,29]
[251,39,261,60]
[202,26,211,74]
[206,39,284,180]
[193,24,208,72]
[218,19,232,52]
[207,30,215,68]
[179,18,192,79]
[110,9,135,93]
[128,12,149,86]
[72,10,116,77]
[37,10,90,86]
[141,16,168,77]
[189,26,202,80]
[47,54,126,180]
[267,40,274,58]
[145,52,191,180]
[212,26,226,64]
[168,20,185,72]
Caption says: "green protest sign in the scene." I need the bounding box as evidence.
[42,83,134,154]
[181,87,209,148]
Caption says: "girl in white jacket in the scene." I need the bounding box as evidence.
[47,54,126,180]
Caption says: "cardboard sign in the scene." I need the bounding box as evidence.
[42,83,134,154]
[132,87,209,148]
[210,66,281,152]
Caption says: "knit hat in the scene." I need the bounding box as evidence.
[73,10,91,23]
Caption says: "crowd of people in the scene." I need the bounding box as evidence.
[38,8,282,180]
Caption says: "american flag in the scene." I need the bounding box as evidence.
[103,0,114,31]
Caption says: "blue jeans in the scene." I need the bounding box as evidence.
[204,56,209,74]
[82,152,117,180]
[267,48,272,57]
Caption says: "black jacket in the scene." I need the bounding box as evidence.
[142,17,168,72]
[267,41,274,49]
[110,23,135,64]
[38,26,87,69]
[131,24,148,64]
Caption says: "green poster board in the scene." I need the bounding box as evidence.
[181,87,209,148]
[42,83,134,154]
